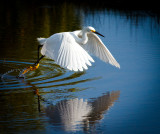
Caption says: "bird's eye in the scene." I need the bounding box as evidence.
[91,30,95,32]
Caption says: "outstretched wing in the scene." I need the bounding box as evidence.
[41,32,94,71]
[81,33,120,68]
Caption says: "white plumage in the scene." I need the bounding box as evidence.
[37,26,120,71]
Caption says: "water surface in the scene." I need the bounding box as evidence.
[0,2,160,134]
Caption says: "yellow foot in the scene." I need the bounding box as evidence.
[22,63,39,75]
[30,63,39,71]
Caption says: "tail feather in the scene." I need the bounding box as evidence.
[37,38,46,45]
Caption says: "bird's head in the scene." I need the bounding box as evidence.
[85,26,105,37]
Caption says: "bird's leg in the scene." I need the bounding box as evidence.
[33,44,44,69]
[38,45,43,60]
[21,55,44,75]
[28,55,45,72]
[34,55,45,66]
[34,44,44,67]
[17,47,45,78]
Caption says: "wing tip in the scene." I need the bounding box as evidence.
[116,63,120,69]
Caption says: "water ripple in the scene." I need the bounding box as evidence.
[0,59,97,91]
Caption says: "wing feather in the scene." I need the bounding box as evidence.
[41,32,94,71]
[78,49,88,70]
[60,45,66,67]
[75,50,83,71]
[71,45,78,71]
[82,33,120,68]
[57,43,65,67]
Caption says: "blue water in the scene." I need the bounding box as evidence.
[0,3,160,134]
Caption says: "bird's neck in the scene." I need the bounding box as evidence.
[75,30,88,45]
[81,31,88,44]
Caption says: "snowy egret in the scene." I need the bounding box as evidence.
[36,26,120,71]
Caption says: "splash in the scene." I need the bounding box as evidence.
[1,68,21,79]
[1,64,39,79]
[18,64,39,77]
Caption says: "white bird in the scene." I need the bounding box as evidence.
[36,26,120,71]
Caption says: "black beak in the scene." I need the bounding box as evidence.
[95,31,105,37]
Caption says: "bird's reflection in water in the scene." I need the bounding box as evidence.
[45,98,92,131]
[1,74,120,132]
[45,91,120,132]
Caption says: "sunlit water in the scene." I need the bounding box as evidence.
[0,2,160,134]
